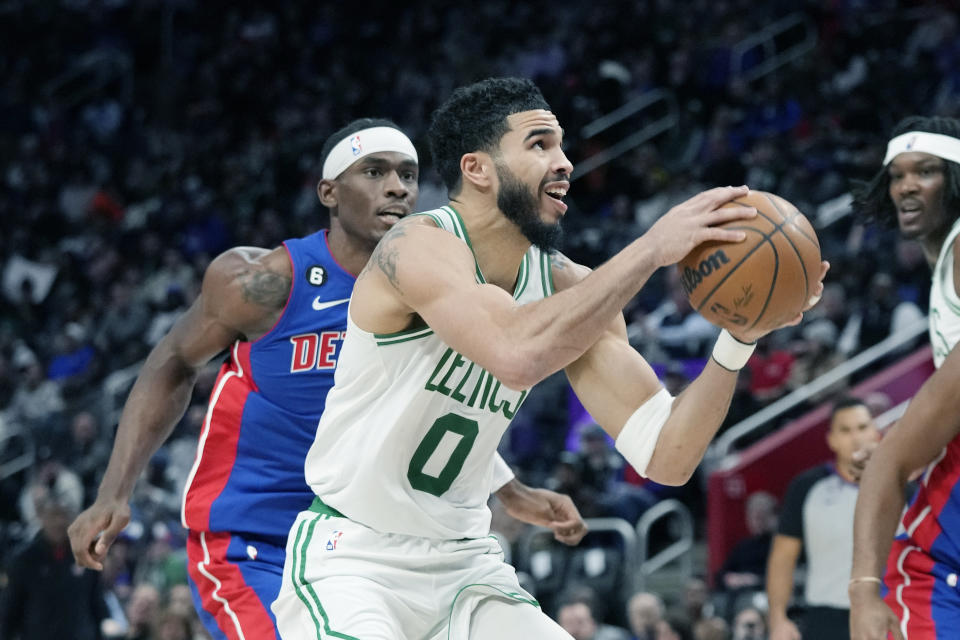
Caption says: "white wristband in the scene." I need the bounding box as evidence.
[711,329,756,371]
[615,388,674,477]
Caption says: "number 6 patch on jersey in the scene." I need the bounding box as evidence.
[306,265,327,286]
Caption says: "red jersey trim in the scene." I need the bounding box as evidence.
[187,530,277,640]
[181,342,253,530]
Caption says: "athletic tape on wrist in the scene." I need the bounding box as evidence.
[321,126,418,180]
[884,131,960,166]
[615,388,674,477]
[712,329,756,371]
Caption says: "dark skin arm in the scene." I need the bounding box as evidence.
[849,236,960,640]
[68,246,291,570]
[850,355,960,639]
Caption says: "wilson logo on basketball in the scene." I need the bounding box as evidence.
[680,249,731,295]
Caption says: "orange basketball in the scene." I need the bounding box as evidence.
[678,191,821,333]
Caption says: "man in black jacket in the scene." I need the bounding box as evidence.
[0,479,108,640]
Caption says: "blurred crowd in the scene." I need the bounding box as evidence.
[1,0,958,638]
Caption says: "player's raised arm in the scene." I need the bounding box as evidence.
[351,186,758,392]
[68,246,290,570]
[561,252,826,486]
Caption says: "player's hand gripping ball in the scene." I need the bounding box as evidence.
[678,191,821,333]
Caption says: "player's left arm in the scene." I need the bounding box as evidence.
[494,477,588,546]
[565,322,736,486]
[559,254,823,486]
[553,253,734,486]
[851,333,960,637]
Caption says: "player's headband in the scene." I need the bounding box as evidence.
[884,131,960,166]
[321,126,418,180]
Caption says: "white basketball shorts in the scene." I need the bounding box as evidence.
[272,498,572,640]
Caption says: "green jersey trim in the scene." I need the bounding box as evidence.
[540,251,554,296]
[291,515,361,640]
[374,326,435,346]
[513,253,530,300]
[411,211,445,229]
[941,286,960,315]
[934,220,960,314]
[443,206,485,284]
[445,582,540,640]
[309,496,345,518]
[442,205,535,299]
[443,205,474,252]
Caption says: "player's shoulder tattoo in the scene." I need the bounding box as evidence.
[239,267,291,309]
[361,216,419,293]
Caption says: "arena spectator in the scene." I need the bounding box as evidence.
[626,591,666,640]
[716,491,778,594]
[0,478,108,640]
[557,587,631,640]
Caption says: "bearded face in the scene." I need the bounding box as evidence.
[495,159,564,252]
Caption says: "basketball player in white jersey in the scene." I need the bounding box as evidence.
[272,77,827,640]
[849,117,960,640]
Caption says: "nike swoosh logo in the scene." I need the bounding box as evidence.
[312,297,351,311]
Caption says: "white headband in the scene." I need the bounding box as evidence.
[321,126,418,180]
[884,130,960,166]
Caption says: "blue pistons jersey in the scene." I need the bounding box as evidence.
[181,230,354,543]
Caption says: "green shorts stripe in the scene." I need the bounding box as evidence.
[292,515,361,640]
[445,583,540,640]
[291,517,325,637]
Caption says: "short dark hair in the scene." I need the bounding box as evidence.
[320,117,404,175]
[852,116,960,228]
[428,77,551,194]
[555,585,600,619]
[831,395,867,419]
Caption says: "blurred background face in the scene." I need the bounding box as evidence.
[127,583,161,629]
[72,411,97,444]
[683,577,709,614]
[38,501,72,545]
[828,403,880,474]
[656,619,682,640]
[744,492,777,536]
[558,602,597,640]
[627,592,663,636]
[167,583,195,617]
[732,608,765,640]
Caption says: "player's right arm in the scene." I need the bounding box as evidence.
[850,341,960,640]
[350,186,756,391]
[68,246,291,570]
[766,534,803,640]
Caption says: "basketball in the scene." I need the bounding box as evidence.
[678,191,821,333]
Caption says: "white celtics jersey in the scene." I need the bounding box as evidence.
[303,206,555,539]
[929,217,960,368]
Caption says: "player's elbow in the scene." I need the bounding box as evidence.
[643,454,695,486]
[646,467,694,487]
[487,347,543,391]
